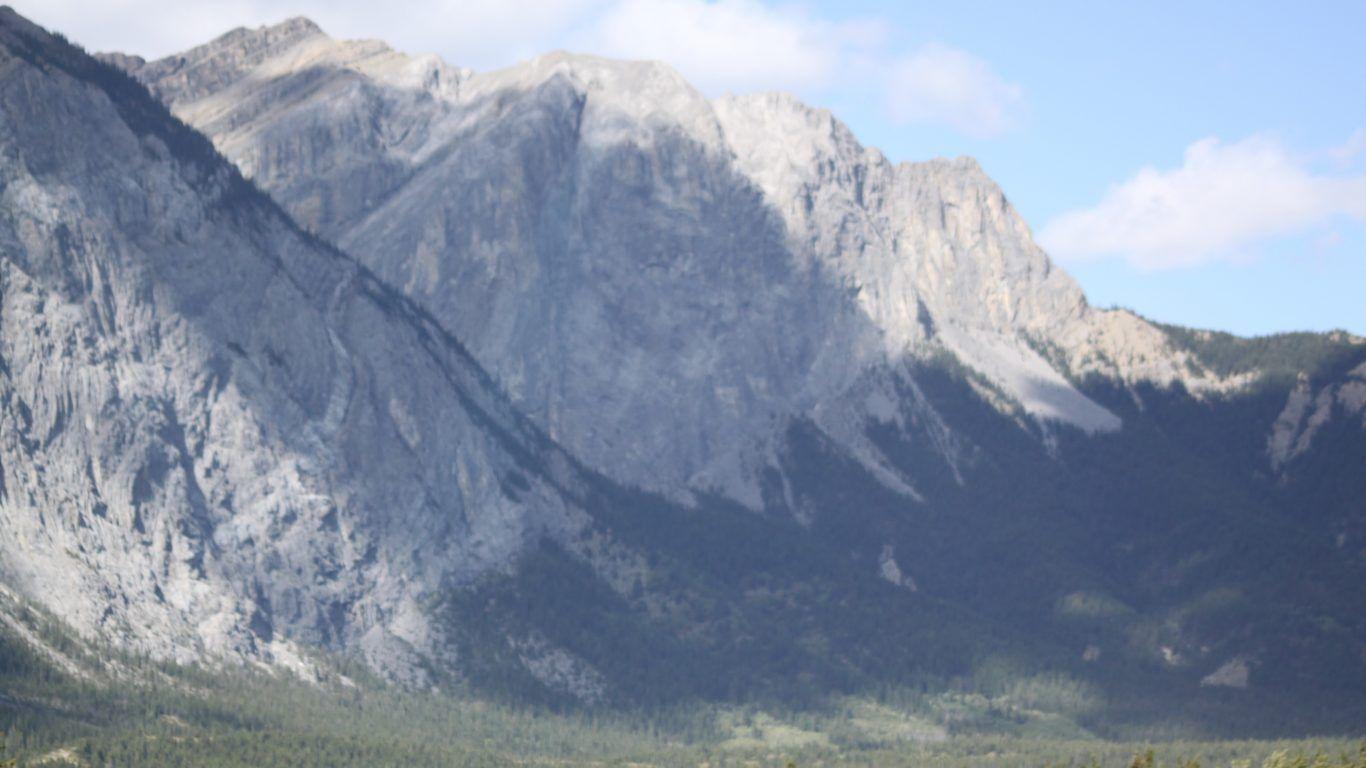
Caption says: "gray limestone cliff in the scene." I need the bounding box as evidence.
[3,11,1362,708]
[0,8,587,677]
[119,20,1241,506]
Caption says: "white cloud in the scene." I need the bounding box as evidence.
[885,43,1024,137]
[1328,128,1366,167]
[586,1,1024,136]
[1038,135,1366,270]
[584,0,876,94]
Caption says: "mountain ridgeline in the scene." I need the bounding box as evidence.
[0,8,1364,738]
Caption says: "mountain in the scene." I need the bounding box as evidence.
[0,9,1364,739]
[115,18,1251,507]
[0,6,601,683]
[0,9,1021,714]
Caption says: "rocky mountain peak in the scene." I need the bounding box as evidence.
[194,15,325,63]
[472,50,724,151]
[118,19,1319,506]
[0,12,590,676]
[714,91,877,208]
[3,10,1366,724]
[0,5,42,37]
[111,20,1256,499]
[128,16,325,104]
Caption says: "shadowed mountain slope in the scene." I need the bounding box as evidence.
[0,9,1362,736]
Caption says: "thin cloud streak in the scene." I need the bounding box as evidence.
[885,43,1025,138]
[584,0,874,94]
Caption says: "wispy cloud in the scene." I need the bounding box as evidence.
[1328,128,1366,167]
[1038,135,1366,270]
[885,43,1025,137]
[583,0,1022,135]
[13,0,1023,139]
[585,0,879,94]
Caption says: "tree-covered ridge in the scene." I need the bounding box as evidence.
[2,586,1362,766]
[1157,323,1365,383]
[1,610,1364,767]
[1,734,14,768]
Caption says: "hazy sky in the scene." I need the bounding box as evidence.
[15,0,1366,336]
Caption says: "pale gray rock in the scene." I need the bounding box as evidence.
[510,633,607,704]
[127,31,864,504]
[713,92,1229,427]
[1200,657,1251,689]
[124,21,1244,509]
[877,544,918,592]
[0,9,587,674]
[5,9,1363,700]
[1,9,1363,704]
[1268,361,1366,471]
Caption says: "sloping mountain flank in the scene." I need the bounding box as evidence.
[120,19,1254,507]
[0,7,594,682]
[0,10,1048,712]
[0,10,1363,734]
[112,20,1366,730]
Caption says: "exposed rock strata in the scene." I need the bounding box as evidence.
[0,9,585,675]
[121,21,1236,505]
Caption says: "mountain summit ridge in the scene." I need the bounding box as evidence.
[116,17,1240,506]
[0,8,593,679]
[2,9,1364,728]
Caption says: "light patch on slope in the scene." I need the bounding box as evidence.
[1201,657,1251,688]
[937,324,1120,433]
[1268,362,1366,470]
[719,711,831,751]
[32,747,85,766]
[878,544,918,591]
[510,634,607,704]
[0,599,90,681]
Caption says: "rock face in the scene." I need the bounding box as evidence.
[711,92,1220,404]
[1201,657,1251,689]
[120,20,1236,505]
[1268,362,1366,471]
[0,9,586,674]
[4,11,1366,723]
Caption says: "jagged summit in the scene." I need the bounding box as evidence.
[0,5,35,33]
[193,15,324,58]
[475,49,725,148]
[3,9,1366,725]
[125,16,326,102]
[0,9,589,677]
[109,17,1247,503]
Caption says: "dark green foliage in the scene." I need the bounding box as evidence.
[1158,324,1365,384]
[439,457,1006,713]
[0,612,1362,768]
[859,357,1366,736]
[428,343,1366,736]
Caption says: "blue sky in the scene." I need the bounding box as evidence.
[19,0,1366,335]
